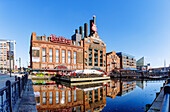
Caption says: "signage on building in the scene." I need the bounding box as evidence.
[89,44,105,51]
[92,23,97,32]
[93,40,99,44]
[55,65,68,70]
[50,34,71,45]
[77,52,83,64]
[7,51,14,60]
[32,47,40,62]
[15,65,17,71]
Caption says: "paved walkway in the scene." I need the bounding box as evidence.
[14,79,37,112]
[148,89,164,112]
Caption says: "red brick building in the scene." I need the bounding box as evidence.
[106,51,120,72]
[30,16,107,73]
[82,16,106,71]
[30,33,84,73]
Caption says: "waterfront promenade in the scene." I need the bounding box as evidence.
[0,73,37,112]
[147,78,170,112]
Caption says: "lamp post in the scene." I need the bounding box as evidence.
[7,41,11,77]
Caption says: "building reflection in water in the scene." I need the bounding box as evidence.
[33,80,108,112]
[33,79,137,112]
[106,80,120,99]
[106,79,136,98]
[117,80,136,96]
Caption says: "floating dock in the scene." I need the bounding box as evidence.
[54,75,110,82]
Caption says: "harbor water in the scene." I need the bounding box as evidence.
[32,78,165,112]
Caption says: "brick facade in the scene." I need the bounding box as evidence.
[106,51,120,72]
[30,33,84,71]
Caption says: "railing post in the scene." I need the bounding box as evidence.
[15,76,17,81]
[6,80,12,112]
[18,77,21,98]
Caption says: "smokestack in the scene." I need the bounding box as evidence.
[79,26,83,35]
[90,20,94,35]
[75,29,79,34]
[93,15,96,24]
[84,23,88,37]
[79,26,83,39]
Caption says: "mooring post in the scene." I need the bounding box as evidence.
[6,80,12,112]
[18,77,21,98]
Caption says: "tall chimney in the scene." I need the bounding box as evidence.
[84,23,88,37]
[93,15,96,24]
[79,26,83,39]
[90,20,94,35]
[75,29,79,34]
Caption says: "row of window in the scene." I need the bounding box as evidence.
[42,48,77,64]
[40,90,76,105]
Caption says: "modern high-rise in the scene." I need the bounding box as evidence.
[116,52,136,69]
[0,39,16,73]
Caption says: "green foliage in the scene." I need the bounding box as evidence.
[36,73,44,77]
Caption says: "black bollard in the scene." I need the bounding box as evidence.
[6,80,12,112]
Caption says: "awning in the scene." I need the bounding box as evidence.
[121,67,137,71]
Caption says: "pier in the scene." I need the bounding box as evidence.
[110,72,169,78]
[54,75,110,82]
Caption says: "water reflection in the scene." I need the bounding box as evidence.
[33,80,108,112]
[32,79,165,112]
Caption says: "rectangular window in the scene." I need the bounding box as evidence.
[61,91,65,104]
[56,50,59,63]
[74,90,76,101]
[49,92,53,104]
[43,37,45,41]
[56,91,59,103]
[74,52,76,64]
[95,89,98,102]
[42,48,46,62]
[62,50,65,63]
[36,36,41,41]
[49,49,52,62]
[36,96,40,105]
[43,92,46,104]
[68,51,71,64]
[68,90,71,102]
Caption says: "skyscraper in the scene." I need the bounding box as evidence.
[0,39,16,73]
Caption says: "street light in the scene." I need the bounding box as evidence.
[7,41,11,77]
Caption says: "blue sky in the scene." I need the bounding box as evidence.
[0,0,170,68]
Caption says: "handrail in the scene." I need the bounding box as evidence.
[0,74,28,112]
[160,93,169,112]
[0,86,9,93]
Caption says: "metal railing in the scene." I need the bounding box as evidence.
[0,74,28,112]
[160,82,170,112]
[160,93,169,112]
